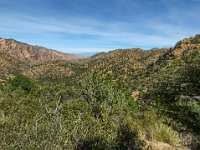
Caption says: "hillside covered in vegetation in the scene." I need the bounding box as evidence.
[0,38,80,80]
[0,35,200,149]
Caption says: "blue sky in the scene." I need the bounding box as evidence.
[0,0,200,53]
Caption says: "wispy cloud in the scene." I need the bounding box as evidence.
[0,0,199,53]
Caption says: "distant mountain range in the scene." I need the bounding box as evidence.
[0,34,200,83]
[0,38,79,61]
[77,52,97,57]
[0,38,81,75]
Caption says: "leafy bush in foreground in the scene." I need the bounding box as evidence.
[0,73,143,149]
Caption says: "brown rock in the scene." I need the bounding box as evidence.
[131,91,140,101]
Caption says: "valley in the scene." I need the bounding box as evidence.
[0,35,200,149]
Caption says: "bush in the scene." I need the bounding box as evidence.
[8,75,36,93]
[153,123,181,145]
[79,72,138,119]
[133,110,181,146]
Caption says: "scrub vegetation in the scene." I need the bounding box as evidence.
[0,35,200,149]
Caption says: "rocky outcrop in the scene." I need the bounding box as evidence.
[171,34,200,58]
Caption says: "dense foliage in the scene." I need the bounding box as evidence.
[8,75,36,93]
[0,35,200,149]
[1,73,142,149]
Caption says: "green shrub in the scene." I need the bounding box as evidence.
[8,75,36,93]
[191,34,200,44]
[79,72,138,119]
[153,123,181,146]
[132,110,181,146]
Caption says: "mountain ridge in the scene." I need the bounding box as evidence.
[0,37,79,62]
[0,34,199,83]
[0,37,82,76]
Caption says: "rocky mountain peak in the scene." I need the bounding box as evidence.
[171,34,200,57]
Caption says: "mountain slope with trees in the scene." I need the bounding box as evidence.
[0,34,199,149]
[0,38,79,80]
